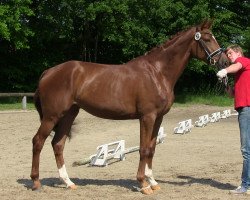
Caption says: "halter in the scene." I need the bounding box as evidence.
[194,32,224,65]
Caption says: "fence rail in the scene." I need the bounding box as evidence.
[0,93,34,97]
[0,93,35,110]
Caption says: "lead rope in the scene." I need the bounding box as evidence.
[222,75,228,87]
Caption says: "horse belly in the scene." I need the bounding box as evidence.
[75,87,138,120]
[77,100,138,119]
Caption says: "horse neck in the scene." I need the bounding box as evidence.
[145,28,195,88]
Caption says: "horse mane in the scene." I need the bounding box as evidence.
[145,19,211,55]
[145,26,194,55]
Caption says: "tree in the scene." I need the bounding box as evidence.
[0,0,34,49]
[0,0,249,92]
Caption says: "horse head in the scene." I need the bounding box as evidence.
[191,20,229,69]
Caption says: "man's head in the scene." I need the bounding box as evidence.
[226,44,244,63]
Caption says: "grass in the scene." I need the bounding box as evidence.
[0,102,35,111]
[174,93,234,107]
[0,94,234,111]
[173,83,234,107]
[0,97,35,111]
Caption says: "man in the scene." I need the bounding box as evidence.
[217,44,250,195]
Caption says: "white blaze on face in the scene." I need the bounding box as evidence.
[145,164,158,186]
[58,164,74,187]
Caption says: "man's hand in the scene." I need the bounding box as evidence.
[216,69,227,80]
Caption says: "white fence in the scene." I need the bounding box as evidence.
[173,109,236,134]
[73,127,166,167]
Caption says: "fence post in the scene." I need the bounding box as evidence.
[22,96,27,110]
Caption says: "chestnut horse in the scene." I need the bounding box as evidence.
[31,20,228,194]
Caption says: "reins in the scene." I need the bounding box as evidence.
[221,75,228,87]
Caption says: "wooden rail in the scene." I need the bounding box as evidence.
[0,93,35,110]
[0,93,34,97]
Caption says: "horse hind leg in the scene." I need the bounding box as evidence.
[31,119,56,190]
[51,105,79,189]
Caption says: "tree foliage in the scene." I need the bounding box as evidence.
[0,0,34,49]
[0,0,249,92]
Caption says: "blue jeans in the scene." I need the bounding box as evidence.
[238,106,250,189]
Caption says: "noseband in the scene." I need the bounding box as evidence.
[194,32,224,65]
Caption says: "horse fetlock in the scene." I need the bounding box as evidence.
[30,172,39,182]
[145,164,158,187]
[59,176,75,188]
[146,177,158,187]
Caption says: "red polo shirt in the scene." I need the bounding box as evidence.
[234,57,250,109]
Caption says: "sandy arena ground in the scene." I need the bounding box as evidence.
[0,105,249,200]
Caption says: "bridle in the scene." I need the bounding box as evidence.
[194,32,224,66]
[194,31,228,86]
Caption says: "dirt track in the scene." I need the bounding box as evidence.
[0,105,249,200]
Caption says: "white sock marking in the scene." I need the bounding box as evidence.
[58,164,74,187]
[145,164,158,186]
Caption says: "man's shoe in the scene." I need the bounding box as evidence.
[229,186,249,195]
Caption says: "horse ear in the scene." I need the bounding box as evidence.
[201,19,213,30]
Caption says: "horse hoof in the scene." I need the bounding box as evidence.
[32,185,42,191]
[68,184,77,190]
[141,187,153,195]
[32,187,42,192]
[151,184,161,191]
[32,181,42,191]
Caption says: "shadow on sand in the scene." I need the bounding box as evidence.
[17,177,137,191]
[17,175,235,191]
[157,175,235,190]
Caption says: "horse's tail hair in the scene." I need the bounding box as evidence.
[34,89,43,121]
[34,70,49,121]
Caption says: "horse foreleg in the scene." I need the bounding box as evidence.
[145,116,163,191]
[31,119,55,190]
[137,113,157,195]
[52,105,79,189]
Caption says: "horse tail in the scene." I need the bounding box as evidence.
[34,69,48,121]
[34,89,43,121]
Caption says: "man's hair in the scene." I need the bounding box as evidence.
[226,44,244,56]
